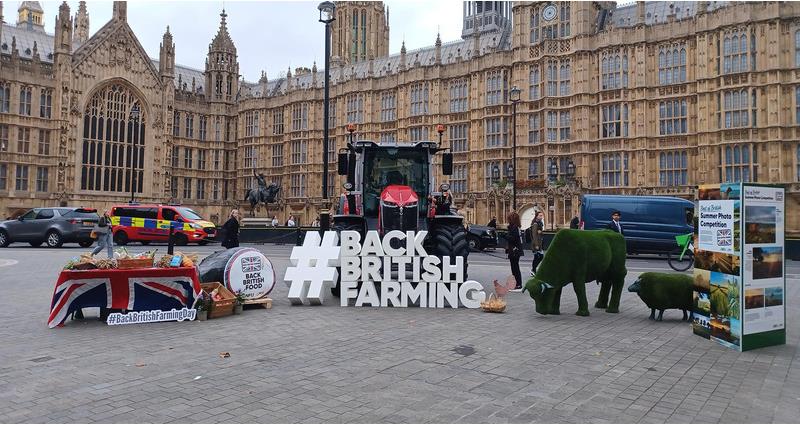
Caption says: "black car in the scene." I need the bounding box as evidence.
[466,225,498,251]
[0,207,99,248]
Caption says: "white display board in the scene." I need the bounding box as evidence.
[741,185,785,336]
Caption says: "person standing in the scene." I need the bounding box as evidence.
[505,211,525,290]
[271,215,278,227]
[221,209,241,249]
[606,210,624,235]
[287,215,296,227]
[530,211,545,276]
[311,216,320,227]
[570,216,580,229]
[487,216,497,228]
[91,213,114,258]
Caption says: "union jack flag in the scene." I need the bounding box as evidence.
[49,269,200,328]
[241,256,262,273]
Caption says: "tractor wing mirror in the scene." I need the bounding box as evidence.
[337,153,349,175]
[442,152,453,176]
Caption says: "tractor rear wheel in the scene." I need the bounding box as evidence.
[331,221,365,298]
[430,221,469,280]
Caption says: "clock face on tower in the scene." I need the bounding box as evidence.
[542,4,557,21]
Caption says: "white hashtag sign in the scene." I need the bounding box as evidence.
[284,231,340,305]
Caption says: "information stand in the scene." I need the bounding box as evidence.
[693,183,786,351]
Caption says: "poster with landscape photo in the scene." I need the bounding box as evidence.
[709,271,741,349]
[751,247,783,280]
[744,206,777,244]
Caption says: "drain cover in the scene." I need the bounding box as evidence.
[452,345,475,356]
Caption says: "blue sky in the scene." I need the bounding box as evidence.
[17,1,464,81]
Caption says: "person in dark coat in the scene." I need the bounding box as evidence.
[570,216,580,229]
[505,211,525,290]
[529,210,545,276]
[606,211,624,235]
[487,216,497,228]
[221,209,241,249]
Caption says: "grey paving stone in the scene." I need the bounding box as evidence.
[0,247,797,423]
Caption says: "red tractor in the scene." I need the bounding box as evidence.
[332,136,469,295]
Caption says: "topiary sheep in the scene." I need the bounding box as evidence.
[524,229,627,316]
[627,272,694,321]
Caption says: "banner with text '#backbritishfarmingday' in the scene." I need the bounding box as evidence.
[694,183,786,351]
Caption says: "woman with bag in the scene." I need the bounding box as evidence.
[91,213,114,258]
[505,211,524,290]
[221,209,241,249]
[530,210,545,276]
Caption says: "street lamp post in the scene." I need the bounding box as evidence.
[318,1,335,232]
[509,86,521,211]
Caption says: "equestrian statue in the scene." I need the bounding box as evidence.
[244,170,280,217]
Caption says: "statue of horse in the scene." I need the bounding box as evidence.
[244,171,280,217]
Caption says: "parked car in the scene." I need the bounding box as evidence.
[0,207,99,248]
[466,225,498,251]
[109,204,216,246]
[580,194,694,255]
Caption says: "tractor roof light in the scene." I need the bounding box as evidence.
[436,124,445,134]
[346,123,356,133]
[440,183,450,192]
[343,182,353,191]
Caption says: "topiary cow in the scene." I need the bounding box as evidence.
[628,272,694,321]
[524,229,627,316]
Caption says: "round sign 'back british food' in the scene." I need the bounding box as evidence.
[224,248,275,299]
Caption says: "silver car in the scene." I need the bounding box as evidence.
[0,207,99,248]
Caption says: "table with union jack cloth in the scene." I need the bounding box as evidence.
[49,267,201,328]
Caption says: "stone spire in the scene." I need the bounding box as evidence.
[209,9,236,53]
[435,32,442,64]
[159,26,175,77]
[400,40,407,70]
[312,61,318,85]
[54,1,72,53]
[112,1,126,22]
[205,9,239,102]
[259,70,268,97]
[74,1,90,44]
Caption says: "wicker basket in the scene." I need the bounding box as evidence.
[117,258,154,269]
[480,294,507,313]
[201,282,236,319]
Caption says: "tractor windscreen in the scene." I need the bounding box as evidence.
[362,148,429,217]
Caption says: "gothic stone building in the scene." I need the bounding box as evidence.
[1,1,800,235]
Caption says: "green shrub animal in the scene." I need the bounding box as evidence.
[627,272,693,321]
[524,229,627,316]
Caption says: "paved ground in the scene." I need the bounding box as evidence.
[0,242,798,423]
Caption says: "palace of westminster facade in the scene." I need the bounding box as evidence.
[1,1,800,234]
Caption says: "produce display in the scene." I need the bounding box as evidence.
[155,252,198,268]
[62,249,199,271]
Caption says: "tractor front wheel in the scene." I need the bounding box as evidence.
[331,221,365,297]
[430,221,469,280]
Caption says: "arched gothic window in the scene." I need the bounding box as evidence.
[81,83,145,193]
